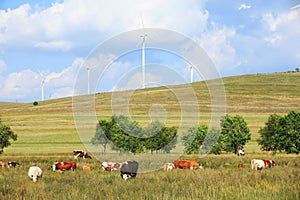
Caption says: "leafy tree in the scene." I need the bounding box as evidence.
[258,111,300,154]
[91,120,112,152]
[257,114,281,151]
[182,125,207,154]
[0,119,17,154]
[201,128,222,155]
[160,127,178,153]
[220,115,251,154]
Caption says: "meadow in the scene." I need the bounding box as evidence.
[0,154,299,200]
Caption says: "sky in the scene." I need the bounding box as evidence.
[0,0,299,102]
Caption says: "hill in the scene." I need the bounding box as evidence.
[0,72,300,154]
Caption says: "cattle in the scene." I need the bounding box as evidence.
[251,159,265,170]
[120,161,139,180]
[101,161,122,171]
[73,150,92,159]
[52,162,76,172]
[28,166,43,182]
[237,149,245,156]
[263,160,275,168]
[0,161,7,167]
[7,162,20,168]
[82,165,91,171]
[163,163,175,171]
[173,160,203,170]
[237,163,245,168]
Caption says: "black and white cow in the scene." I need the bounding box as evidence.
[73,150,92,159]
[7,161,20,168]
[120,161,139,180]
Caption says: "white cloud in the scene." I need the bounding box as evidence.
[0,59,7,73]
[34,40,73,51]
[238,4,251,11]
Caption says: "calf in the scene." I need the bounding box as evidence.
[163,163,175,171]
[263,160,275,168]
[52,162,76,172]
[173,160,203,170]
[7,162,20,168]
[73,150,92,159]
[251,159,265,170]
[101,161,122,171]
[237,163,245,169]
[120,161,139,180]
[28,166,43,182]
[82,165,91,171]
[0,161,7,167]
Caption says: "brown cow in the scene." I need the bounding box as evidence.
[0,161,7,167]
[173,160,202,170]
[52,162,76,172]
[263,160,275,168]
[82,165,91,171]
[237,163,245,168]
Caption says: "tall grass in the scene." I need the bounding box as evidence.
[0,154,299,199]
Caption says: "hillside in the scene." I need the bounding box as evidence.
[0,72,300,154]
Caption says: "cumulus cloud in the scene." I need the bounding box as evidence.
[238,4,251,11]
[0,59,7,73]
[34,40,73,51]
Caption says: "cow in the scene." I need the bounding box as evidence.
[73,150,92,159]
[163,163,175,171]
[237,149,245,156]
[173,160,203,170]
[263,160,275,168]
[237,163,245,168]
[28,166,43,182]
[82,165,91,171]
[120,161,139,180]
[0,161,7,167]
[7,162,20,168]
[52,162,76,172]
[251,159,265,170]
[101,161,122,171]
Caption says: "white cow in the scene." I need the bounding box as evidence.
[238,149,245,156]
[251,159,265,170]
[28,166,43,182]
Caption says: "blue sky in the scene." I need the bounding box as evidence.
[0,0,299,102]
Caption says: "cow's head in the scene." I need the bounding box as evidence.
[52,163,57,171]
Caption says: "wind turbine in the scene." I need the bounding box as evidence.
[85,64,95,94]
[190,65,194,83]
[139,19,148,89]
[39,71,46,101]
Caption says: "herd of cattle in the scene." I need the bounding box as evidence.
[0,150,289,183]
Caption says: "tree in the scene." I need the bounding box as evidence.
[220,115,251,154]
[0,119,17,154]
[257,114,281,151]
[91,120,112,152]
[182,125,207,154]
[258,111,300,154]
[201,128,222,155]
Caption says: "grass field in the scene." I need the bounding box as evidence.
[0,154,299,199]
[0,72,300,154]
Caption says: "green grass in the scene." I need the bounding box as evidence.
[0,154,299,199]
[1,72,300,153]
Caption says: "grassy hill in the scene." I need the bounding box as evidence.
[1,72,300,154]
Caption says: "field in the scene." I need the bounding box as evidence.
[1,72,300,154]
[0,154,299,200]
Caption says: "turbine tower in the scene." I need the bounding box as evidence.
[190,65,194,83]
[39,71,46,101]
[85,64,95,94]
[141,33,147,89]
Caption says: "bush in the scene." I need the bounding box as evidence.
[33,101,39,106]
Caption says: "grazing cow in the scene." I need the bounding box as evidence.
[251,159,265,170]
[120,161,139,180]
[163,163,175,171]
[237,163,245,168]
[263,160,275,168]
[101,161,122,171]
[28,166,43,182]
[7,162,20,168]
[73,150,92,159]
[173,160,203,170]
[0,161,7,167]
[237,149,245,156]
[52,162,76,172]
[82,165,91,171]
